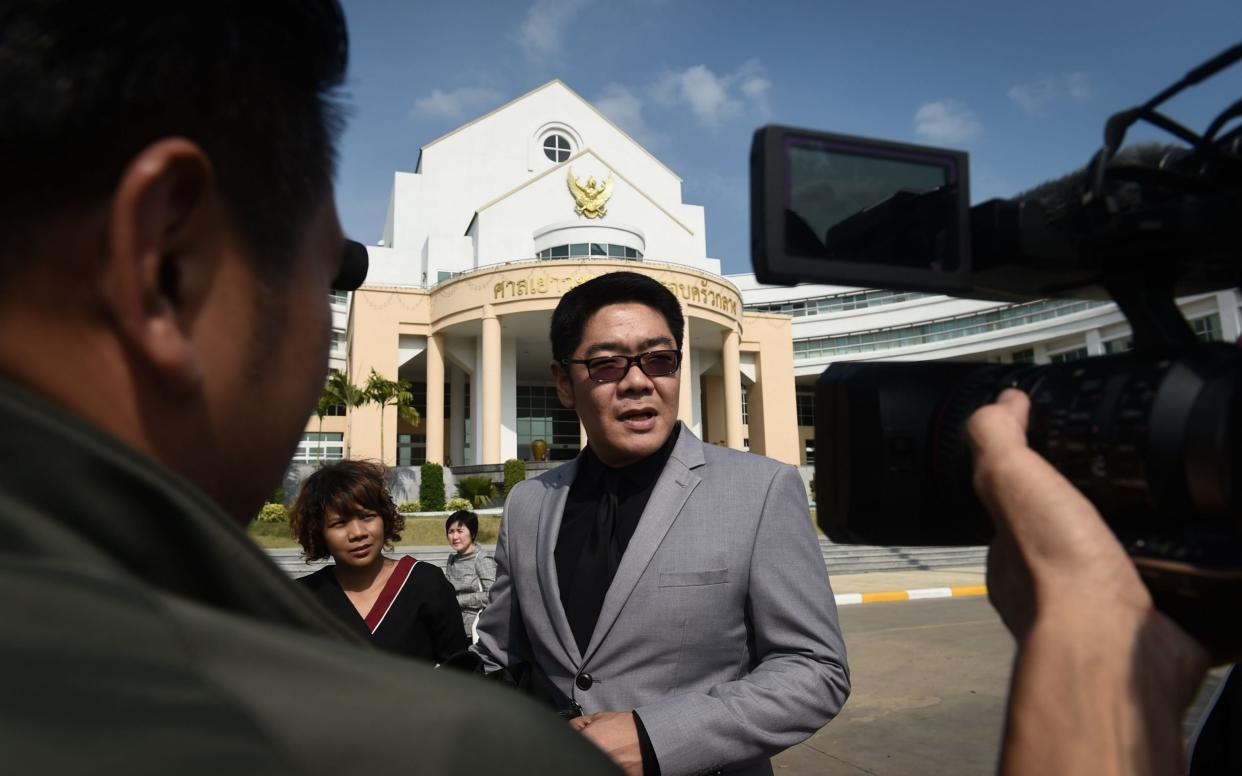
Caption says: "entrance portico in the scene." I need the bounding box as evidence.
[343,259,799,467]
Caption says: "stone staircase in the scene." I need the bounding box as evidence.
[817,539,986,575]
[266,540,986,580]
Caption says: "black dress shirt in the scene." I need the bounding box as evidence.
[555,424,680,653]
[555,424,680,776]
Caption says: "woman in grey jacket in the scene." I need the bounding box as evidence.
[444,510,497,640]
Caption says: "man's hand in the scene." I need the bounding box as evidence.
[569,711,643,776]
[968,388,1210,776]
[968,388,1153,639]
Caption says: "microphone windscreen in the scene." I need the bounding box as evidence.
[333,239,369,291]
[1016,143,1191,225]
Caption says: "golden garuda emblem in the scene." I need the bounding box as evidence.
[567,166,614,219]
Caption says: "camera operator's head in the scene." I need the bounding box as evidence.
[0,0,350,523]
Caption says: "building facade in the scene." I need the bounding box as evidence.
[731,275,1242,466]
[302,80,1241,470]
[306,81,798,467]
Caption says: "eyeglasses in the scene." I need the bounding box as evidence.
[561,349,682,383]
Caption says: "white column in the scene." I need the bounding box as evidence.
[1217,290,1241,342]
[1084,329,1104,357]
[425,334,445,464]
[722,328,743,449]
[678,317,694,428]
[481,307,502,465]
[449,365,465,467]
[1032,341,1049,364]
[501,336,518,462]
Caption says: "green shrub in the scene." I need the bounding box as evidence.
[268,485,285,505]
[503,458,525,495]
[396,500,421,513]
[420,463,445,511]
[456,475,498,507]
[445,497,472,511]
[256,503,288,523]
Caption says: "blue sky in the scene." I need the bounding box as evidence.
[334,0,1241,275]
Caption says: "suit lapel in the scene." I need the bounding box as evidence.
[535,455,582,666]
[582,424,706,663]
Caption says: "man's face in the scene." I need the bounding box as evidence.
[553,302,680,468]
[205,197,343,520]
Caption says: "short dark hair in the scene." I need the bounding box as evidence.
[0,0,348,268]
[549,272,684,362]
[445,510,479,541]
[289,460,404,561]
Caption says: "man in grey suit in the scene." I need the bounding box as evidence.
[475,272,850,776]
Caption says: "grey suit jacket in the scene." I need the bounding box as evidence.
[475,425,850,776]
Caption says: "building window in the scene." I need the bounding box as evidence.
[791,298,1110,360]
[744,288,929,318]
[1103,336,1133,354]
[804,439,815,466]
[397,433,425,467]
[324,402,346,417]
[1192,314,1222,342]
[537,243,641,260]
[517,385,579,460]
[330,331,344,354]
[1011,348,1035,364]
[796,391,815,427]
[740,384,749,425]
[295,432,343,462]
[543,133,572,162]
[1049,347,1088,363]
[329,290,348,306]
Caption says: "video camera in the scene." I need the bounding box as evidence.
[750,44,1242,655]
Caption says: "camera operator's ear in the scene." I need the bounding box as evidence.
[100,139,220,393]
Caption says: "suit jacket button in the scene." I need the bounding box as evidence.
[575,672,593,691]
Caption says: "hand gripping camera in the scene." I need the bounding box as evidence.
[750,44,1242,656]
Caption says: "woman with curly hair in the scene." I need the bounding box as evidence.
[290,460,467,664]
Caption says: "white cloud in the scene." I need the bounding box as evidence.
[650,60,771,127]
[594,83,647,136]
[594,82,671,148]
[515,0,592,61]
[1066,72,1092,103]
[1008,72,1092,116]
[411,86,504,120]
[913,100,982,144]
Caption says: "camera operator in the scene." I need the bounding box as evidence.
[0,3,618,772]
[969,388,1215,775]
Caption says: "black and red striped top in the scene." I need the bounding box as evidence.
[298,556,468,663]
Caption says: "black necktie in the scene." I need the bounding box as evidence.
[567,470,622,654]
[595,470,623,574]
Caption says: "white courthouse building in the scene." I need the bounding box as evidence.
[304,80,1241,470]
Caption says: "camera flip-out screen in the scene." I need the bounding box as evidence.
[751,125,971,292]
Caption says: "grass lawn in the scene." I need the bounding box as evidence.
[247,515,503,549]
[249,510,821,549]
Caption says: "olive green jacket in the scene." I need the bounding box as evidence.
[0,378,617,775]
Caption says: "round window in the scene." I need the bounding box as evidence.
[542,133,572,162]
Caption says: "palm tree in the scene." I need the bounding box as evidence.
[364,368,421,463]
[326,368,366,458]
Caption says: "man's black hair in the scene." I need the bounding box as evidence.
[0,0,348,268]
[549,272,684,362]
[446,510,479,542]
